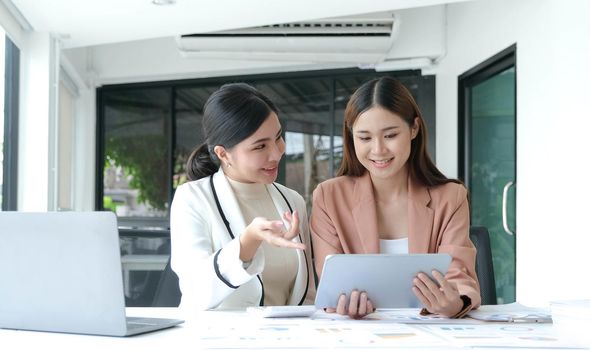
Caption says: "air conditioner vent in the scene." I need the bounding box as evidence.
[176,13,398,64]
[181,16,395,37]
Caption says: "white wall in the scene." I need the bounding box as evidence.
[387,5,445,61]
[62,6,446,86]
[433,0,590,306]
[72,86,95,211]
[17,32,57,211]
[66,39,347,85]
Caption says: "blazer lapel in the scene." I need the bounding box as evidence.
[267,183,310,305]
[407,175,434,253]
[351,172,380,253]
[266,184,292,231]
[212,169,247,240]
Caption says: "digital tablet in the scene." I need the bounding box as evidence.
[314,254,452,309]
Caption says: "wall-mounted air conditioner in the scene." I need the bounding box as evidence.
[176,13,399,64]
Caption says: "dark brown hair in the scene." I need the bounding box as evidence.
[337,76,460,187]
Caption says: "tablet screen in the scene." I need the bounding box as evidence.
[314,254,451,309]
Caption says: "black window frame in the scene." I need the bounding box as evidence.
[2,37,20,211]
[96,68,435,230]
[458,44,517,185]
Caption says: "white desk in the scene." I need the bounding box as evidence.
[0,307,587,349]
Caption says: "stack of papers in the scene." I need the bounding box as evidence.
[246,305,317,318]
[550,299,590,346]
[467,302,552,323]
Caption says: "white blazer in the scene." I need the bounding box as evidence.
[170,168,316,311]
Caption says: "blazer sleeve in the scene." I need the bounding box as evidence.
[170,184,264,310]
[309,183,344,279]
[437,185,481,311]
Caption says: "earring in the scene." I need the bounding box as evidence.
[226,162,232,168]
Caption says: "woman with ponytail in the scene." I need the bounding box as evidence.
[171,83,315,311]
[310,77,480,319]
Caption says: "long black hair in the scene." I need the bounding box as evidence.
[186,83,278,181]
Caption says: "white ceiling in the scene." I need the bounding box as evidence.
[9,0,470,48]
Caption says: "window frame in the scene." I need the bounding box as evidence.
[2,37,20,211]
[96,68,435,228]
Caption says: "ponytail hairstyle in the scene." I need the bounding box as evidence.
[338,76,460,187]
[186,83,278,181]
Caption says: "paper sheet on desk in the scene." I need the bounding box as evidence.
[199,319,451,349]
[420,323,584,349]
[467,302,552,323]
[312,308,481,324]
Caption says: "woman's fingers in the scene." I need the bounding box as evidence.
[432,270,458,296]
[250,216,305,249]
[413,274,439,303]
[268,235,305,249]
[367,298,375,314]
[336,294,347,315]
[412,286,432,310]
[282,210,300,240]
[259,214,298,239]
[250,217,282,234]
[332,290,373,319]
[357,292,368,316]
[347,290,360,318]
[417,272,441,294]
[413,271,463,317]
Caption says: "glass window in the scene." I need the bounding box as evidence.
[256,79,333,206]
[101,88,172,218]
[98,70,435,220]
[173,86,218,189]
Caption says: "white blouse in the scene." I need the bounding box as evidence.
[379,237,409,254]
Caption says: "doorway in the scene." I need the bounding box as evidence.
[459,45,516,304]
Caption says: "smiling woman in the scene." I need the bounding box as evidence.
[170,83,317,310]
[310,77,480,319]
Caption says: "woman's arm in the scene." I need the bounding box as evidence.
[170,184,264,310]
[413,184,481,317]
[438,186,481,309]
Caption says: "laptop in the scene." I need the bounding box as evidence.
[0,211,184,336]
[315,253,452,309]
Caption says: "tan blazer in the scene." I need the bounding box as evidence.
[310,172,481,310]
